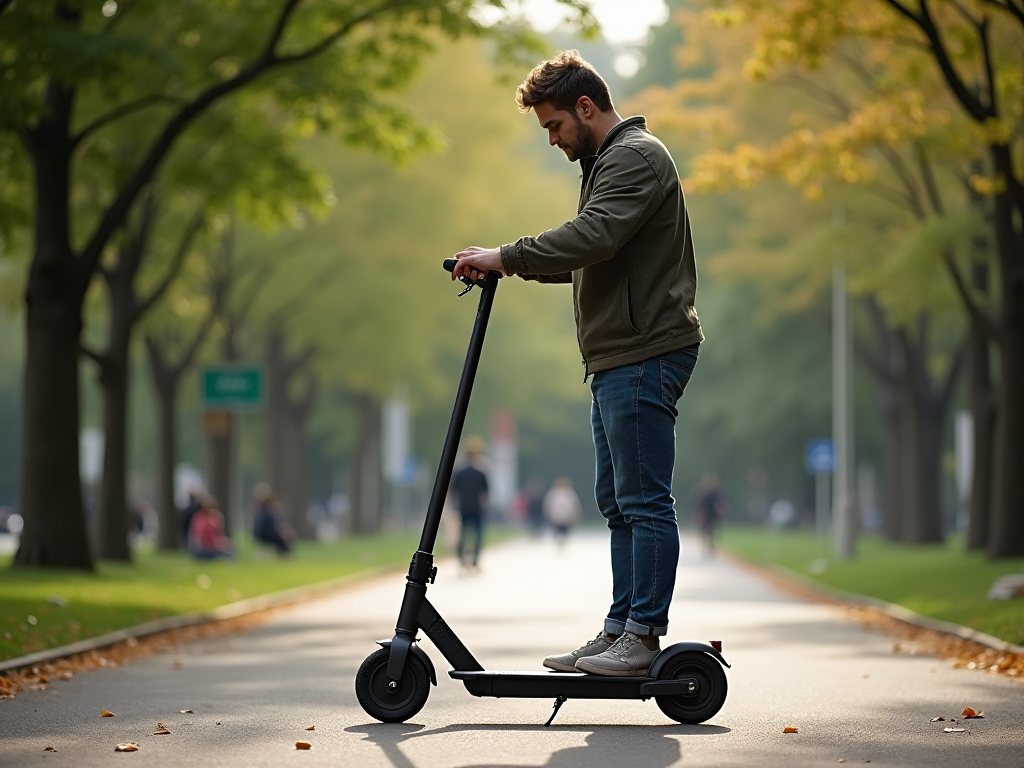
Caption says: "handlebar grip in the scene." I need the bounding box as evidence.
[442,258,457,272]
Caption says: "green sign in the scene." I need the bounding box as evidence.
[201,366,265,409]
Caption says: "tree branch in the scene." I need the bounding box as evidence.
[79,0,370,280]
[80,343,107,368]
[937,342,965,415]
[913,143,945,216]
[72,94,179,150]
[978,0,1024,27]
[134,208,205,321]
[270,0,407,67]
[876,144,927,219]
[777,72,852,118]
[941,248,999,338]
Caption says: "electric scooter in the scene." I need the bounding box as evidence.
[354,261,730,726]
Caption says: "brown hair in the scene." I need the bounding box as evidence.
[515,50,614,115]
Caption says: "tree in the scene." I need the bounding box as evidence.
[631,1,995,543]
[1,0,593,569]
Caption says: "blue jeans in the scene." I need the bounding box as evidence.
[590,345,698,637]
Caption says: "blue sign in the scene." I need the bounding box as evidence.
[805,439,834,475]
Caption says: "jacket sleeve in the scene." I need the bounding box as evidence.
[500,146,665,277]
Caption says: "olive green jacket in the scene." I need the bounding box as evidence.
[499,116,703,376]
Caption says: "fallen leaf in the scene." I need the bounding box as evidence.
[180,709,194,714]
[783,726,798,733]
[43,746,57,752]
[114,742,139,752]
[943,727,966,733]
[838,760,846,764]
[100,710,115,717]
[962,707,984,718]
[295,741,312,750]
[305,725,315,731]
[154,722,171,735]
[929,716,945,722]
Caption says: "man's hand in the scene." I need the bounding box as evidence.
[452,246,505,282]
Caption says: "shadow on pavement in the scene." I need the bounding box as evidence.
[345,722,730,768]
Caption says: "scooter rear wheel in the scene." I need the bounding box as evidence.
[654,651,727,724]
[355,647,430,723]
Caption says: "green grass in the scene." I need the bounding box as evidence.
[720,526,1024,646]
[0,530,516,663]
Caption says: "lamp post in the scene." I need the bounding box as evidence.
[832,262,856,559]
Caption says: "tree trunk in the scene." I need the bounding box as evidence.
[895,341,944,545]
[351,393,381,534]
[14,291,93,569]
[267,328,290,517]
[965,313,996,550]
[986,148,1024,559]
[284,397,314,540]
[265,326,316,540]
[147,339,180,551]
[878,389,904,543]
[96,340,132,561]
[988,268,1024,557]
[13,76,93,570]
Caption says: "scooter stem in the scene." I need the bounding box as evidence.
[417,270,500,556]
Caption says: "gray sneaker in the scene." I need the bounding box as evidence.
[574,632,659,676]
[543,631,616,673]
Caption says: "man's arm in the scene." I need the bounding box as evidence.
[501,147,665,276]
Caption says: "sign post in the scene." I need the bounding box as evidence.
[805,438,834,539]
[199,365,265,537]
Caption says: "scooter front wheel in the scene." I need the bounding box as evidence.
[654,651,727,724]
[355,647,430,723]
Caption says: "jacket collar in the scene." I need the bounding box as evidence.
[595,115,647,157]
[579,116,646,186]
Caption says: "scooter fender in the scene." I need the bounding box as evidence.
[377,639,437,686]
[648,641,731,678]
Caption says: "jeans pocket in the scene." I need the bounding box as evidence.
[660,354,695,409]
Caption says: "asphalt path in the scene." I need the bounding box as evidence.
[2,532,1022,767]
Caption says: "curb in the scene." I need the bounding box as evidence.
[0,563,401,675]
[734,554,1024,656]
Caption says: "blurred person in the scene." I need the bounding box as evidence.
[451,51,701,676]
[692,472,728,558]
[253,482,294,557]
[179,487,203,551]
[189,496,233,560]
[449,436,489,570]
[543,477,583,548]
[523,478,546,538]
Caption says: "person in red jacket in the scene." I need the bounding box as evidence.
[188,496,233,560]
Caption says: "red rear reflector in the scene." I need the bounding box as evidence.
[710,640,722,652]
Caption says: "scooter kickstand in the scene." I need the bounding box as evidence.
[543,695,569,727]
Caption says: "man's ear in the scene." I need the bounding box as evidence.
[576,96,595,120]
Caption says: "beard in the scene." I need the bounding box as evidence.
[563,116,596,162]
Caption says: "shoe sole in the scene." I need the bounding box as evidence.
[543,659,584,673]
[574,662,650,677]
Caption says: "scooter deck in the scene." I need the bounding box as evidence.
[450,670,698,700]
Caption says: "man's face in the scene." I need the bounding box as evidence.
[534,100,596,162]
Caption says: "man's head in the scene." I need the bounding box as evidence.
[515,50,617,162]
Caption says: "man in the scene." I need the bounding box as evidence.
[452,50,702,676]
[449,436,489,570]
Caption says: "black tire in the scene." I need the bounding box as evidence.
[654,652,728,724]
[355,647,431,723]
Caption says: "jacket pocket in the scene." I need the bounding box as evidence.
[621,278,643,334]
